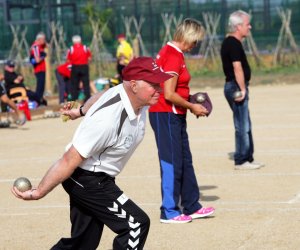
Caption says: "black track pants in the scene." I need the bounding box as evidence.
[51,168,150,250]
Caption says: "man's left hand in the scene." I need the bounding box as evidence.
[11,187,41,201]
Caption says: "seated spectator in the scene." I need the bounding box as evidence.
[4,60,42,105]
[4,60,46,106]
[55,62,71,104]
[0,73,26,125]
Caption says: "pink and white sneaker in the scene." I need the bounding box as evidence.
[190,207,215,219]
[160,214,192,224]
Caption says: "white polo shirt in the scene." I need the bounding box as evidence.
[72,84,147,177]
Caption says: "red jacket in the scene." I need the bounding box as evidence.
[66,44,91,65]
[30,41,46,73]
[57,63,71,78]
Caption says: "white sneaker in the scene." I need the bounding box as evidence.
[235,161,264,170]
[250,161,265,168]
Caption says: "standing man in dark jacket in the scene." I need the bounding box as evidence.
[67,35,92,102]
[221,10,264,170]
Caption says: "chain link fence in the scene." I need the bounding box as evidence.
[0,0,299,59]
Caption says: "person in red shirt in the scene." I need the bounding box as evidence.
[67,35,92,102]
[30,32,47,104]
[55,62,71,104]
[149,18,215,223]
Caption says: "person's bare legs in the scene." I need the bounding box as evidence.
[1,95,26,125]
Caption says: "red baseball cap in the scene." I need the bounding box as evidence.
[122,57,173,84]
[117,33,126,39]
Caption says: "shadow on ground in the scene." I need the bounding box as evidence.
[199,185,220,202]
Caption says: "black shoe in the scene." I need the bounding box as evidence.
[40,98,48,106]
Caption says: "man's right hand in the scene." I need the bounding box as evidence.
[61,102,81,121]
[190,103,208,117]
[234,89,246,102]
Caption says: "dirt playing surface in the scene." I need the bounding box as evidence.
[1,84,300,250]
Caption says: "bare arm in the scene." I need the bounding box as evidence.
[1,94,25,123]
[11,145,85,200]
[81,91,106,114]
[34,55,42,63]
[61,90,107,120]
[14,75,24,84]
[1,95,19,113]
[233,61,247,102]
[33,50,43,64]
[164,74,208,117]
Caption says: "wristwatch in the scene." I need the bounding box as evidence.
[79,105,85,116]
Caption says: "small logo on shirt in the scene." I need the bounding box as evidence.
[124,135,134,149]
[152,62,159,71]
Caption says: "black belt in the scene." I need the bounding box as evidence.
[73,167,111,178]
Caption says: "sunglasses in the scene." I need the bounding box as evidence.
[192,40,199,46]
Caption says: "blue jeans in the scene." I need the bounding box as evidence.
[149,112,201,219]
[224,81,254,165]
[55,70,70,104]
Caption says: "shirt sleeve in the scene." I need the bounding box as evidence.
[32,45,40,58]
[72,114,115,158]
[228,40,243,63]
[87,48,92,58]
[116,44,122,58]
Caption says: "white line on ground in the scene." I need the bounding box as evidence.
[188,124,300,131]
[1,207,300,217]
[1,172,300,183]
[0,157,54,164]
[0,212,49,216]
[287,193,300,204]
[0,178,41,183]
[1,149,299,166]
[187,137,300,142]
[0,200,299,211]
[119,172,300,178]
[193,149,300,157]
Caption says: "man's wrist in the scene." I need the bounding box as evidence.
[79,105,85,116]
[30,188,38,200]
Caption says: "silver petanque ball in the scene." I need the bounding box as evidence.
[233,91,242,99]
[13,177,32,192]
[196,93,206,103]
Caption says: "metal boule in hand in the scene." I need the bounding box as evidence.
[233,91,242,100]
[13,177,32,192]
[196,93,206,103]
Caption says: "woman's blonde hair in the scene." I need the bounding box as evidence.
[173,18,205,45]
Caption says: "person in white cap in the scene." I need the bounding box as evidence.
[67,35,92,102]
